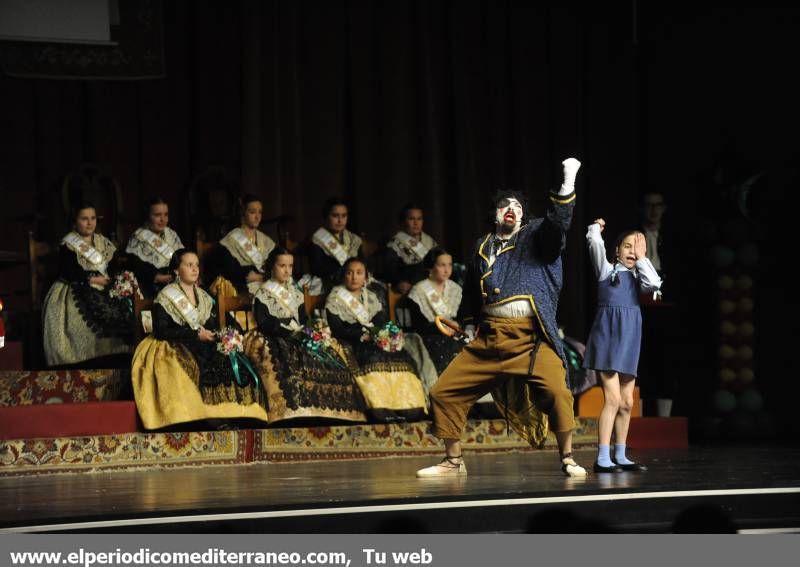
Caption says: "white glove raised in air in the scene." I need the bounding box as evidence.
[560,158,581,195]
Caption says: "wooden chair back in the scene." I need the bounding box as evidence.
[387,284,405,323]
[28,231,52,308]
[218,293,255,331]
[304,285,326,318]
[361,233,380,258]
[195,230,216,263]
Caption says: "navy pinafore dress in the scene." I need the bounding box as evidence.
[583,268,642,376]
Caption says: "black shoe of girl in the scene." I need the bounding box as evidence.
[593,462,621,473]
[616,462,648,472]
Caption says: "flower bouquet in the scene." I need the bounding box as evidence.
[362,321,405,352]
[216,326,244,356]
[216,326,261,395]
[294,317,346,369]
[109,270,142,300]
[108,270,143,314]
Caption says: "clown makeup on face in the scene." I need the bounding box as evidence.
[495,198,523,235]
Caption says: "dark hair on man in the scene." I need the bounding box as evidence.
[488,190,529,226]
[397,203,424,224]
[423,247,451,270]
[639,191,666,206]
[638,192,667,219]
[321,196,349,220]
[142,197,168,223]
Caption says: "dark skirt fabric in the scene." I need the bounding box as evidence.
[71,282,133,337]
[243,331,367,423]
[420,333,464,375]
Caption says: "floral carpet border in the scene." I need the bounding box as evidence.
[0,431,246,477]
[0,418,597,475]
[252,418,597,462]
[0,369,130,407]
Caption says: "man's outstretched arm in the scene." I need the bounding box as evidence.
[533,158,580,263]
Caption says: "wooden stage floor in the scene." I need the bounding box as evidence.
[1,445,799,533]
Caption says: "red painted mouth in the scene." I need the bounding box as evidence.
[504,212,516,222]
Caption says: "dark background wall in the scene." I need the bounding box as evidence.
[0,2,796,437]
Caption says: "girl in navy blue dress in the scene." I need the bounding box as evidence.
[583,219,662,473]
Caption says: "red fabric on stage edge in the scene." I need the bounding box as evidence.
[627,417,689,449]
[0,401,140,440]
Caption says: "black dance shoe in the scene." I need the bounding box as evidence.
[616,462,648,472]
[593,462,621,473]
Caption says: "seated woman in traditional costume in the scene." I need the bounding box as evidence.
[326,258,427,422]
[43,202,132,367]
[215,194,276,296]
[383,203,438,294]
[309,197,363,293]
[242,247,366,424]
[132,248,268,430]
[406,247,466,376]
[125,197,184,299]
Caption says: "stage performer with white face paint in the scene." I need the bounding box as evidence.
[417,158,587,478]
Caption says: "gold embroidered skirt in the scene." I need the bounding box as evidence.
[132,336,269,429]
[345,342,428,423]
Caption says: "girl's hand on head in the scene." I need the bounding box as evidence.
[593,218,606,232]
[634,232,647,260]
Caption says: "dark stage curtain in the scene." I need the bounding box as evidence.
[2,1,646,340]
[6,2,796,428]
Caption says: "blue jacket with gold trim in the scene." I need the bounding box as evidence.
[463,190,576,363]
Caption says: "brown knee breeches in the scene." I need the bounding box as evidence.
[429,316,576,441]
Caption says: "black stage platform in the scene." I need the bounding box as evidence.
[1,446,799,533]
